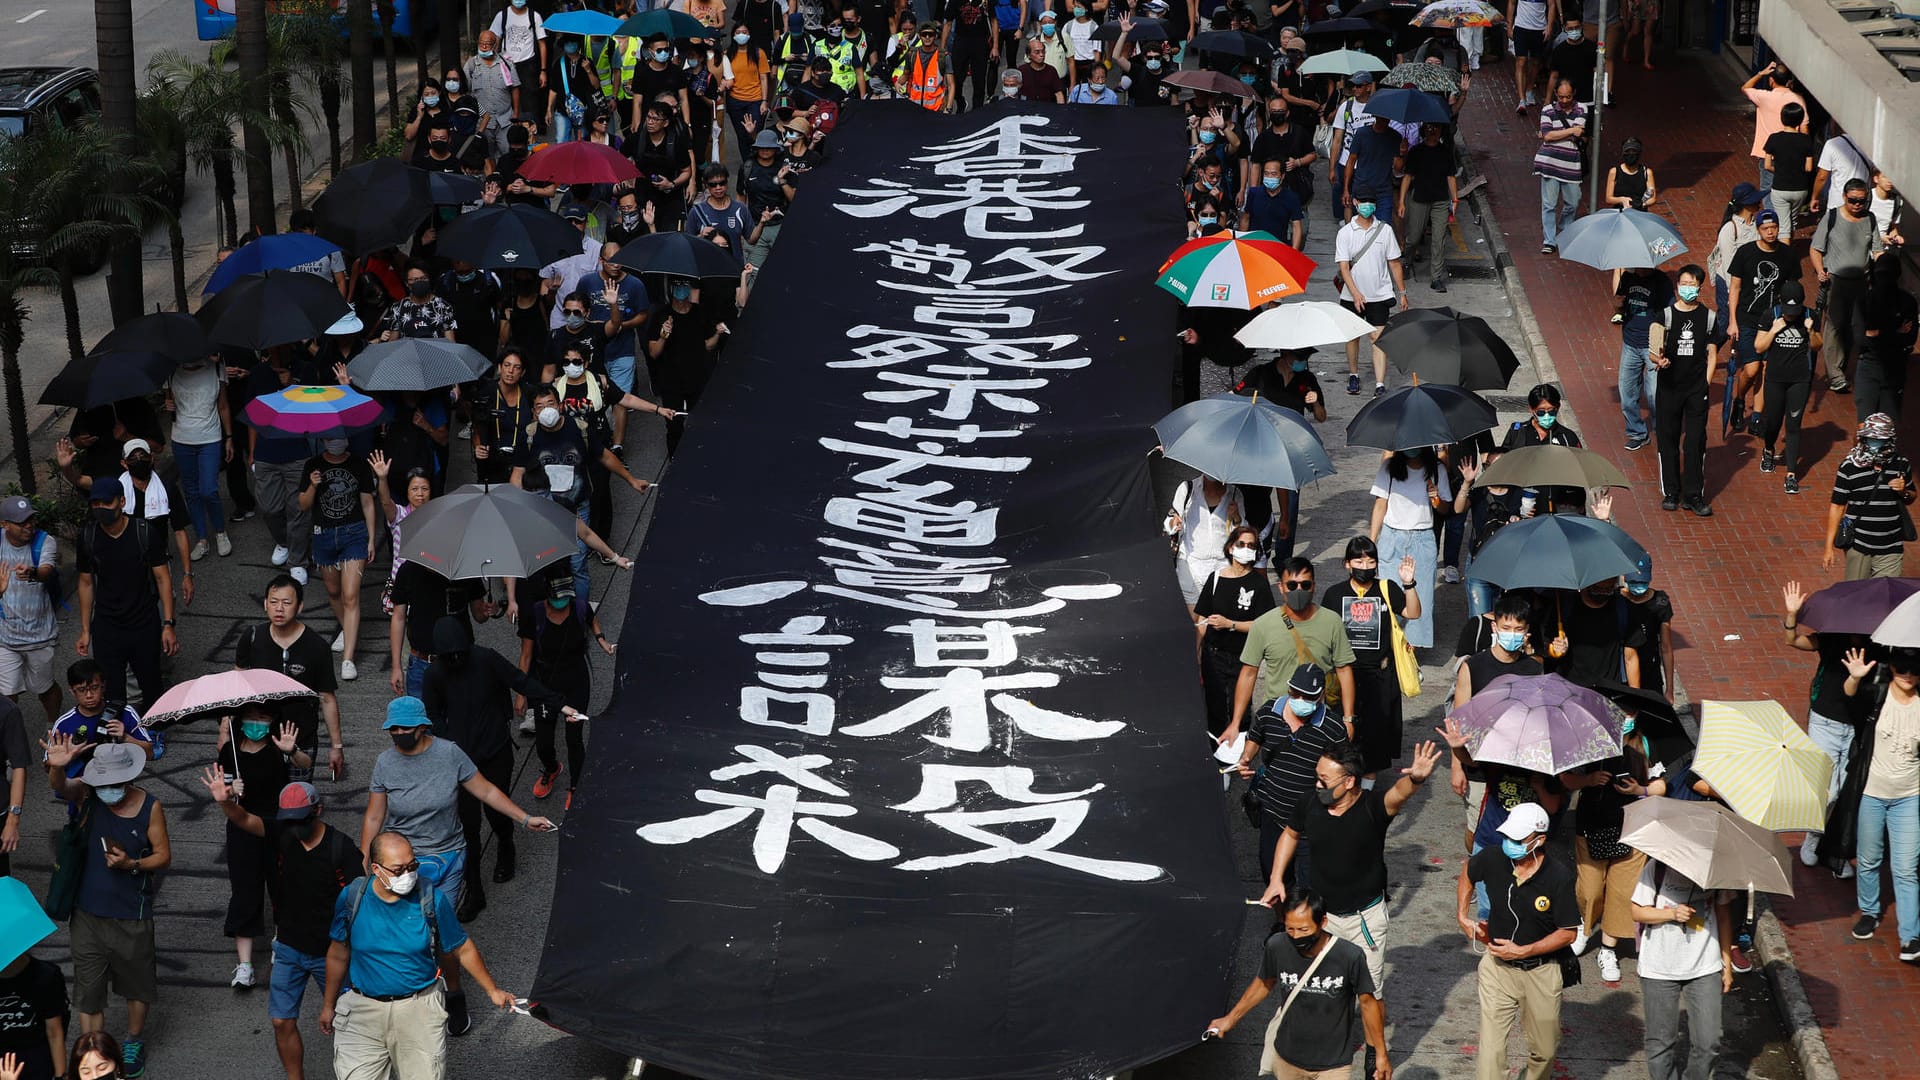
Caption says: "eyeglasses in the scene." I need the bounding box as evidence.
[379,860,422,874]
[1281,580,1313,591]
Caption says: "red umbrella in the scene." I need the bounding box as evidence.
[517,141,641,185]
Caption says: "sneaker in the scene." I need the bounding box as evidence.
[1729,944,1753,973]
[1346,373,1362,395]
[1610,312,1624,324]
[1661,496,1679,512]
[446,990,472,1036]
[122,1039,146,1078]
[519,710,537,735]
[1525,89,1537,106]
[1839,862,1857,879]
[1691,500,1714,517]
[1439,566,1462,584]
[456,422,472,440]
[1784,473,1800,495]
[1801,834,1820,867]
[1831,375,1851,393]
[1625,437,1648,452]
[215,532,233,557]
[271,544,290,567]
[1374,383,1387,397]
[190,539,209,561]
[332,633,345,653]
[1541,242,1556,254]
[533,767,560,799]
[290,566,308,586]
[1571,927,1590,956]
[1901,940,1920,962]
[1514,98,1527,115]
[1432,279,1448,293]
[1853,913,1880,939]
[231,961,255,989]
[339,659,357,681]
[1597,945,1621,985]
[1747,413,1765,436]
[231,507,256,522]
[1760,448,1775,473]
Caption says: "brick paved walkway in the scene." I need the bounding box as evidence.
[1461,48,1919,1076]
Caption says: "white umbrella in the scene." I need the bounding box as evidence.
[1874,591,1920,648]
[1235,301,1378,350]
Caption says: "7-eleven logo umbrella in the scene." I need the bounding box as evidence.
[1156,230,1317,310]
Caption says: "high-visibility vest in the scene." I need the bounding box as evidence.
[820,37,860,91]
[594,36,642,98]
[906,49,948,112]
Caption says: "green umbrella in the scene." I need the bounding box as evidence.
[1297,49,1390,77]
[615,9,718,38]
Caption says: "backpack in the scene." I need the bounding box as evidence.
[3,531,67,614]
[344,875,443,964]
[77,516,159,602]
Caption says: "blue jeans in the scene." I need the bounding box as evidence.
[405,653,429,699]
[173,439,226,540]
[268,938,328,1019]
[1808,710,1854,821]
[1857,793,1920,942]
[1470,839,1491,920]
[1619,343,1656,442]
[1757,163,1773,204]
[1540,177,1580,245]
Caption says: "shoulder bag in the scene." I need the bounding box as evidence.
[44,796,95,920]
[1254,939,1336,1078]
[1384,588,1422,698]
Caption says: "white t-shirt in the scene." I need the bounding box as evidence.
[1065,18,1098,61]
[1514,0,1548,31]
[1631,864,1724,982]
[1872,191,1898,236]
[1334,218,1401,303]
[1331,97,1371,166]
[169,362,225,446]
[1370,461,1449,531]
[487,7,547,64]
[1818,135,1871,202]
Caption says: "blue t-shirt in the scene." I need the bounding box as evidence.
[1616,270,1673,349]
[587,275,649,361]
[1245,186,1304,242]
[1347,124,1400,198]
[330,878,469,998]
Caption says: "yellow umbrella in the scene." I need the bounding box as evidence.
[1692,700,1832,832]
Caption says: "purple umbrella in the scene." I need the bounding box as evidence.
[1798,577,1920,636]
[1449,673,1621,775]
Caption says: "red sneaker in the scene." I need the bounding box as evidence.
[532,768,559,800]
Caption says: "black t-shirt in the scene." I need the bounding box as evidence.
[1193,569,1275,655]
[1763,313,1816,383]
[439,271,502,358]
[232,739,293,821]
[235,623,339,747]
[1623,590,1673,694]
[519,599,593,678]
[1234,361,1324,416]
[1546,41,1596,100]
[1764,130,1817,191]
[1464,648,1545,695]
[944,0,993,40]
[302,454,374,529]
[1402,142,1453,204]
[390,560,486,655]
[547,325,608,377]
[646,304,720,403]
[632,128,692,187]
[0,956,67,1080]
[1249,123,1312,168]
[1322,579,1407,665]
[1657,304,1722,387]
[739,159,790,219]
[273,824,363,958]
[1466,846,1580,947]
[527,418,597,510]
[1254,934,1375,1071]
[1554,593,1630,688]
[76,516,167,624]
[1727,241,1801,325]
[628,63,689,111]
[1289,785,1393,913]
[1127,62,1171,106]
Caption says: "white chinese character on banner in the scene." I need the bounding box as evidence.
[911,115,1091,178]
[865,371,1048,418]
[636,746,900,873]
[885,619,1039,667]
[832,178,1091,240]
[891,765,1163,881]
[841,668,1124,752]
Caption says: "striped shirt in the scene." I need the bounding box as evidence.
[1248,704,1350,829]
[1831,455,1915,555]
[1533,104,1586,183]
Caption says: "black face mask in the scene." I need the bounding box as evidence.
[1287,931,1320,956]
[91,507,121,527]
[1350,566,1376,585]
[288,817,320,840]
[390,730,421,751]
[1621,150,1641,165]
[408,280,432,298]
[127,460,153,482]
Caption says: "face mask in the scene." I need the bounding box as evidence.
[1628,583,1651,597]
[1677,284,1700,303]
[1494,630,1527,653]
[1230,545,1257,564]
[1621,716,1638,735]
[539,406,563,428]
[1287,696,1318,717]
[1287,931,1320,956]
[670,283,692,301]
[1864,438,1893,458]
[322,438,349,455]
[1269,111,1285,125]
[480,49,496,58]
[1535,412,1557,429]
[735,31,751,44]
[1003,83,1020,96]
[127,460,153,482]
[654,48,672,62]
[564,312,587,331]
[1239,73,1257,85]
[1042,22,1057,34]
[1565,27,1581,38]
[563,362,586,380]
[1073,5,1087,15]
[1197,215,1218,228]
[408,280,431,297]
[91,507,120,527]
[240,721,272,742]
[386,868,420,895]
[511,0,526,7]
[1356,202,1376,219]
[423,94,441,107]
[94,785,127,806]
[288,817,319,840]
[1500,836,1533,860]
[1350,566,1376,585]
[445,79,461,92]
[1314,784,1342,806]
[456,269,477,282]
[1262,176,1281,191]
[1198,130,1217,145]
[1283,588,1311,612]
[826,25,842,36]
[390,730,421,752]
[1622,150,1641,165]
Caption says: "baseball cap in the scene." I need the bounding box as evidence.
[87,478,122,503]
[560,204,589,222]
[122,437,153,457]
[0,496,32,524]
[1730,181,1764,207]
[788,11,806,28]
[385,695,429,730]
[1349,71,1374,85]
[1625,553,1653,588]
[1286,663,1326,698]
[1756,209,1780,226]
[276,781,320,820]
[1497,802,1551,840]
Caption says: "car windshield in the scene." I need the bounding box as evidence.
[0,116,24,138]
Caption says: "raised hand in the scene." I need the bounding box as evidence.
[273,720,300,754]
[1844,647,1877,680]
[200,764,233,803]
[369,449,391,479]
[1783,580,1805,618]
[1404,740,1442,783]
[40,731,87,770]
[1434,716,1468,751]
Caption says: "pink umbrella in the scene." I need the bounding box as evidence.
[141,669,318,730]
[1449,673,1622,775]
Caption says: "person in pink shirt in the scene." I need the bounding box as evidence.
[1741,61,1805,197]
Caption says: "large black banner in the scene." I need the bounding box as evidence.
[533,103,1242,1080]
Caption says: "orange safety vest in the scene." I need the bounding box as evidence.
[906,49,948,112]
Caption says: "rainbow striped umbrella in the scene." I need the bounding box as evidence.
[1692,700,1832,833]
[1156,230,1317,310]
[244,384,387,440]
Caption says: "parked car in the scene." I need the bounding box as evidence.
[0,66,100,140]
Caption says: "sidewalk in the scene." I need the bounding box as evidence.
[1462,47,1915,1076]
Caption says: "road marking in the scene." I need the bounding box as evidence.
[16,8,46,21]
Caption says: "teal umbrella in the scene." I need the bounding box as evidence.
[543,8,625,35]
[1464,513,1648,591]
[615,9,719,38]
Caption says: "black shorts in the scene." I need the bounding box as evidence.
[1351,298,1395,326]
[1511,26,1546,58]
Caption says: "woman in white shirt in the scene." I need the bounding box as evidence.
[1367,448,1465,649]
[1707,184,1761,316]
[1167,475,1246,610]
[165,356,233,560]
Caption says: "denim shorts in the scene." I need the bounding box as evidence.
[606,354,636,395]
[269,938,330,1019]
[311,520,370,568]
[417,847,468,907]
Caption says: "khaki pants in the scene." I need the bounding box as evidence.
[1475,953,1562,1080]
[1326,897,1389,994]
[1846,548,1904,581]
[1574,836,1647,940]
[1274,1062,1349,1080]
[334,984,448,1080]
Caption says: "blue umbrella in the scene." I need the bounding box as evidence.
[543,8,626,35]
[614,8,718,38]
[203,233,343,294]
[1464,512,1648,591]
[1152,392,1336,490]
[1363,87,1454,126]
[1554,206,1688,270]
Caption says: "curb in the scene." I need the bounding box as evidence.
[1458,130,1842,1080]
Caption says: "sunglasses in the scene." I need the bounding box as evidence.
[1847,198,1870,206]
[1534,408,1558,417]
[1281,580,1313,591]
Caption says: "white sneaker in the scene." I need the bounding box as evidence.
[339,659,358,681]
[1440,566,1463,584]
[1597,946,1621,984]
[456,422,473,440]
[216,532,233,557]
[519,710,538,735]
[290,566,309,586]
[332,633,345,653]
[190,539,209,561]
[1801,834,1820,867]
[1571,927,1590,956]
[1840,862,1857,879]
[271,545,290,567]
[231,961,255,989]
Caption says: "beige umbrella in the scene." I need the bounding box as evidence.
[1471,444,1632,491]
[1620,797,1794,920]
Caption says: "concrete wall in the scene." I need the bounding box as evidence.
[1760,0,1920,190]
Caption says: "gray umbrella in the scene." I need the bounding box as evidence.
[1153,392,1336,490]
[1464,512,1647,590]
[346,338,494,392]
[1554,207,1688,270]
[396,483,582,580]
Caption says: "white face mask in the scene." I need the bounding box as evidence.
[1002,83,1019,96]
[1230,546,1258,564]
[385,868,419,895]
[538,406,563,428]
[563,362,585,379]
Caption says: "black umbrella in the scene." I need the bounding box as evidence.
[1375,307,1522,389]
[93,312,212,363]
[1346,382,1496,450]
[194,270,352,351]
[313,158,435,256]
[1095,17,1170,42]
[435,204,581,272]
[611,230,744,281]
[1591,679,1693,766]
[1302,17,1385,35]
[346,338,494,392]
[427,171,483,205]
[396,482,584,580]
[41,350,178,409]
[1191,29,1274,57]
